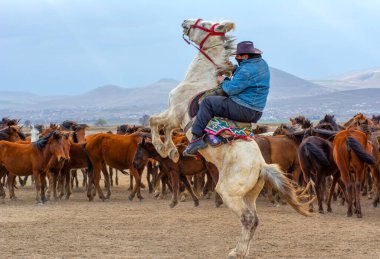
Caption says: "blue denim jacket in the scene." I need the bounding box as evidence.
[221,58,270,112]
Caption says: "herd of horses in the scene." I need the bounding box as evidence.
[0,113,379,219]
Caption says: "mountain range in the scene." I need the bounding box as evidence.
[1,67,379,123]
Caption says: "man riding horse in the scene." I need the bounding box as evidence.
[184,40,270,156]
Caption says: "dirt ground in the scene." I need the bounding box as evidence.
[1,175,380,259]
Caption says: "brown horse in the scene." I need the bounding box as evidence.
[85,132,144,201]
[333,129,375,217]
[133,138,221,208]
[0,126,26,142]
[298,135,342,213]
[0,131,69,203]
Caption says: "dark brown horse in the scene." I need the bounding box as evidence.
[85,133,144,201]
[0,131,69,203]
[298,135,342,213]
[133,138,220,208]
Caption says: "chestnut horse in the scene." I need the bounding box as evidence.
[333,129,375,217]
[85,132,144,201]
[0,131,69,203]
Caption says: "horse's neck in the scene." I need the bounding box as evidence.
[182,46,226,92]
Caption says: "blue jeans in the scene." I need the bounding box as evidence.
[192,96,263,137]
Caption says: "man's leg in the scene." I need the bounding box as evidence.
[191,96,228,137]
[184,96,227,156]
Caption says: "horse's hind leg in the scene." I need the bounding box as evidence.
[180,175,199,207]
[101,163,111,199]
[243,177,266,256]
[355,167,365,218]
[128,168,143,201]
[216,176,262,259]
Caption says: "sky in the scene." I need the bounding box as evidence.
[1,0,379,95]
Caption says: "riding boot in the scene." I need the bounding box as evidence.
[183,135,207,156]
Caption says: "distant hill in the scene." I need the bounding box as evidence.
[1,67,378,123]
[266,88,380,120]
[268,67,333,100]
[312,67,380,91]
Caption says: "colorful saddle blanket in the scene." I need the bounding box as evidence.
[205,117,254,139]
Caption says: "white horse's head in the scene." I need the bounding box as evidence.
[182,18,236,75]
[182,18,235,49]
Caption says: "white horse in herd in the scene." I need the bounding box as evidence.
[149,18,309,259]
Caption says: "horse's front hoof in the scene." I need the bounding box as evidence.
[346,211,353,217]
[327,207,332,213]
[318,210,324,214]
[10,196,17,201]
[356,213,363,218]
[138,195,144,201]
[169,149,179,163]
[128,194,135,201]
[228,249,243,259]
[180,195,187,202]
[169,201,178,208]
[194,200,199,207]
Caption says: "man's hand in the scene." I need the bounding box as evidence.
[217,75,226,84]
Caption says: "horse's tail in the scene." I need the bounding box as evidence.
[83,143,93,174]
[346,136,375,165]
[303,142,330,167]
[261,163,311,216]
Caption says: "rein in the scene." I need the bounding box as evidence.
[183,19,225,68]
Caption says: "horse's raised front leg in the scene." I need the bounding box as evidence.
[163,126,179,162]
[149,110,170,157]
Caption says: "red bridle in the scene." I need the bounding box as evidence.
[183,19,225,67]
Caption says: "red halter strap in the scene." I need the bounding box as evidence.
[183,19,225,67]
[191,19,225,49]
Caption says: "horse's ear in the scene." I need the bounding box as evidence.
[141,137,146,146]
[215,20,235,33]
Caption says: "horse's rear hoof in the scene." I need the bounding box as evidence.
[128,195,134,201]
[194,200,199,207]
[169,202,177,208]
[318,210,324,214]
[356,213,363,218]
[10,196,17,201]
[346,212,353,217]
[327,207,332,213]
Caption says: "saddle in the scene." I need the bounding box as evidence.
[188,87,254,145]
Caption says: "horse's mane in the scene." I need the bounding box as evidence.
[290,115,312,129]
[372,115,380,124]
[218,35,236,75]
[317,114,339,131]
[61,120,77,130]
[34,130,59,149]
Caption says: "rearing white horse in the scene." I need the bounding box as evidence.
[149,18,310,259]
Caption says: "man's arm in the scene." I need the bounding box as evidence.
[221,67,251,95]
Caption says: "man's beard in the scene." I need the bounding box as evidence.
[235,58,243,65]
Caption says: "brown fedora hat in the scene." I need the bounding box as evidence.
[234,41,262,55]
